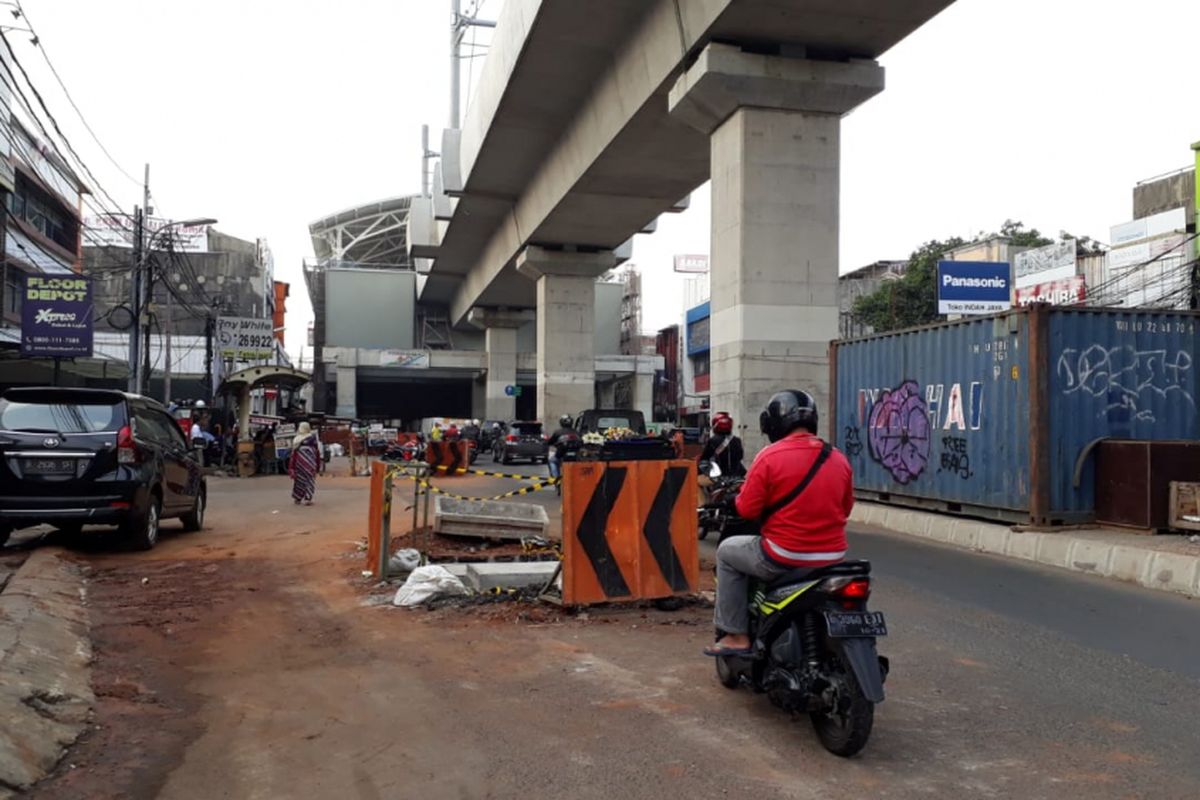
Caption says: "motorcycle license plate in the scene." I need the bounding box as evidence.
[824,610,888,638]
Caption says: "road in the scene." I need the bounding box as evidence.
[20,465,1200,800]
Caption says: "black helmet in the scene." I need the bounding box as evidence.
[559,414,573,427]
[759,390,818,443]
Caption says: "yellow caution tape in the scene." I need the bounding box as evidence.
[406,477,560,502]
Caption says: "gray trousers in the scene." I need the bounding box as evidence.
[714,535,788,635]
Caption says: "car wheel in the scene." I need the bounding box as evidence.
[502,451,512,465]
[181,489,206,532]
[125,495,162,551]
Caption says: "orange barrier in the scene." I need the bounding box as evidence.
[561,459,699,605]
[425,440,471,477]
[366,461,387,576]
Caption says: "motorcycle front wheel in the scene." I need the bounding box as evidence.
[810,658,874,757]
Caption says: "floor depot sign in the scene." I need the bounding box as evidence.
[20,274,93,358]
[936,261,1012,315]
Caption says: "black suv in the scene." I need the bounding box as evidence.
[0,388,206,550]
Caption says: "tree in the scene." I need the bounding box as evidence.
[851,221,1053,333]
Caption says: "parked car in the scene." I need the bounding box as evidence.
[492,420,547,465]
[0,388,207,550]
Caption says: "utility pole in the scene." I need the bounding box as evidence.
[129,163,151,394]
[128,203,142,393]
[449,1,495,130]
[421,124,439,197]
[450,0,461,130]
[163,261,173,404]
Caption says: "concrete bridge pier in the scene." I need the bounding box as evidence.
[670,44,884,452]
[468,307,535,421]
[516,246,617,424]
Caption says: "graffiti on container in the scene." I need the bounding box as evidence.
[866,380,931,484]
[859,382,983,432]
[1056,345,1194,423]
[843,426,863,458]
[938,436,973,480]
[924,382,984,431]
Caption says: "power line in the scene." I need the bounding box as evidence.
[0,30,130,219]
[11,1,141,187]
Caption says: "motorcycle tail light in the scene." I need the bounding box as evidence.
[838,578,871,600]
[824,576,870,600]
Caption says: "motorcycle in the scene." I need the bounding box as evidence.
[703,462,890,757]
[381,441,422,463]
[697,461,752,541]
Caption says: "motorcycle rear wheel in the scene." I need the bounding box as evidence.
[809,660,874,757]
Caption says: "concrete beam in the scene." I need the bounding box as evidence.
[515,247,617,281]
[406,196,439,260]
[668,43,885,135]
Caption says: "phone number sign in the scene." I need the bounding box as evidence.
[217,316,275,360]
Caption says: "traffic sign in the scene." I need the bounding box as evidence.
[504,385,523,397]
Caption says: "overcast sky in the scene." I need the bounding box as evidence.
[19,0,1200,349]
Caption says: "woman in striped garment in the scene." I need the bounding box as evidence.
[289,422,322,505]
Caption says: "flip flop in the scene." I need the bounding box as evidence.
[703,643,753,657]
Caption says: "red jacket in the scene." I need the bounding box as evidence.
[735,431,854,568]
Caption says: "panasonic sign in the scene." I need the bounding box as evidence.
[936,261,1012,315]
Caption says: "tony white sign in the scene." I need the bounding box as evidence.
[217,317,275,360]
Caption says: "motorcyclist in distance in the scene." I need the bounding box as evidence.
[699,411,745,478]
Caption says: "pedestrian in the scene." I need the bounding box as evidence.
[288,421,322,506]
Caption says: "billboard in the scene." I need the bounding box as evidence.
[216,316,275,360]
[379,350,430,368]
[1013,240,1075,288]
[673,254,709,273]
[1015,275,1086,307]
[84,214,210,253]
[20,274,93,358]
[936,261,1011,315]
[1109,207,1186,247]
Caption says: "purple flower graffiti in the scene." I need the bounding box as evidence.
[867,380,930,485]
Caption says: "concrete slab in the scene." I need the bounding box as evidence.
[434,496,550,541]
[466,562,561,592]
[976,526,1010,556]
[1068,540,1113,576]
[1108,546,1152,584]
[1004,532,1043,562]
[1035,536,1074,569]
[0,549,92,792]
[1148,552,1200,595]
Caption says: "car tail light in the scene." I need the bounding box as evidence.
[117,425,140,464]
[506,434,518,443]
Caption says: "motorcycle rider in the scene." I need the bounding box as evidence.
[700,411,745,477]
[705,390,855,657]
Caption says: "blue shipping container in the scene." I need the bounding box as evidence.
[831,306,1200,524]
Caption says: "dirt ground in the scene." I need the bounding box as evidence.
[24,469,725,800]
[18,463,1200,800]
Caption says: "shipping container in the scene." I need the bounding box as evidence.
[829,306,1200,524]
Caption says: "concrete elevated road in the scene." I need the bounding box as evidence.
[416,0,957,430]
[22,472,1200,799]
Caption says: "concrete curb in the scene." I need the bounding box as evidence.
[0,549,93,794]
[851,502,1200,600]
